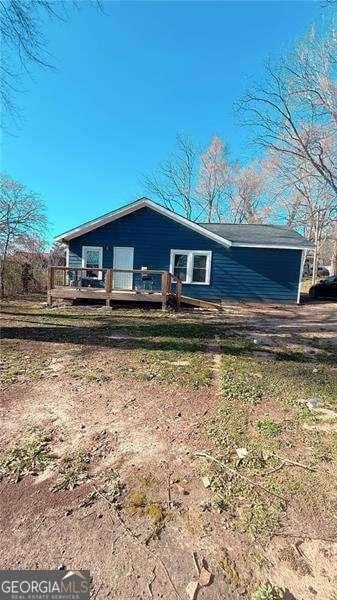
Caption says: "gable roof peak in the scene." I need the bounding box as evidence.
[54,196,233,247]
[54,196,313,250]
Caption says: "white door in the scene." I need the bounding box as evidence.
[113,247,134,290]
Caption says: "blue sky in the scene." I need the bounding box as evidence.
[2,1,324,244]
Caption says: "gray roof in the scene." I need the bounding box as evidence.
[200,223,314,249]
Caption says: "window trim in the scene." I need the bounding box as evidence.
[170,250,212,285]
[82,245,103,280]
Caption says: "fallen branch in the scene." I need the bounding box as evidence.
[193,452,285,503]
[262,463,286,476]
[263,455,317,476]
[93,486,183,600]
[275,455,317,472]
[273,531,336,543]
[168,471,173,508]
[192,551,200,576]
[147,566,156,599]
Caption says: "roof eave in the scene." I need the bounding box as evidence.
[232,242,314,250]
[54,198,233,248]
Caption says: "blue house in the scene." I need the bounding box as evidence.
[54,197,313,306]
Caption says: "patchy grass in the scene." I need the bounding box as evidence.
[1,301,223,390]
[206,336,337,542]
[219,352,337,408]
[52,450,90,491]
[134,349,213,388]
[209,402,248,448]
[0,429,52,482]
[251,582,285,600]
[84,368,111,383]
[205,465,284,541]
[0,343,51,384]
[308,431,337,462]
[237,499,281,540]
[257,419,280,438]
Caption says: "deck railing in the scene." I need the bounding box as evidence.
[47,266,183,309]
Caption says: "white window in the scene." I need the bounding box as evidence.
[170,250,212,285]
[82,246,103,279]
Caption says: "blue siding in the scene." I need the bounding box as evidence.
[68,207,301,303]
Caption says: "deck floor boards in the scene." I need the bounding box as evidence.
[50,287,164,303]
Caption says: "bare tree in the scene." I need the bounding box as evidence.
[0,173,46,296]
[144,133,198,220]
[240,23,337,273]
[49,241,66,266]
[11,235,47,293]
[230,161,270,224]
[0,0,102,125]
[240,24,337,195]
[196,136,232,222]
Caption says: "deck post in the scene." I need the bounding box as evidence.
[176,279,182,311]
[161,272,170,311]
[47,266,54,306]
[105,268,112,307]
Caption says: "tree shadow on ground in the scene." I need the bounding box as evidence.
[1,320,336,366]
[1,323,244,354]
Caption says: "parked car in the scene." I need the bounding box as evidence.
[309,275,337,299]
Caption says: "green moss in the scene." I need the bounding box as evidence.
[145,502,167,523]
[130,491,147,508]
[138,473,156,488]
[218,550,240,586]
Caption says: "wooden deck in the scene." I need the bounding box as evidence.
[47,267,220,310]
[50,286,166,304]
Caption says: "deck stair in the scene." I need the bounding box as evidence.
[180,295,221,310]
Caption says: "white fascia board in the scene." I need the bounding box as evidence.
[232,242,314,250]
[54,198,232,248]
[54,202,146,242]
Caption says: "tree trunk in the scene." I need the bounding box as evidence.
[0,260,5,298]
[331,224,337,276]
[311,211,321,286]
[0,235,10,298]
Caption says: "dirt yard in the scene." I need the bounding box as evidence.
[1,298,336,600]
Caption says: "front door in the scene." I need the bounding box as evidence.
[113,247,134,290]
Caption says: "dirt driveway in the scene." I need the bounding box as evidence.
[1,299,336,600]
